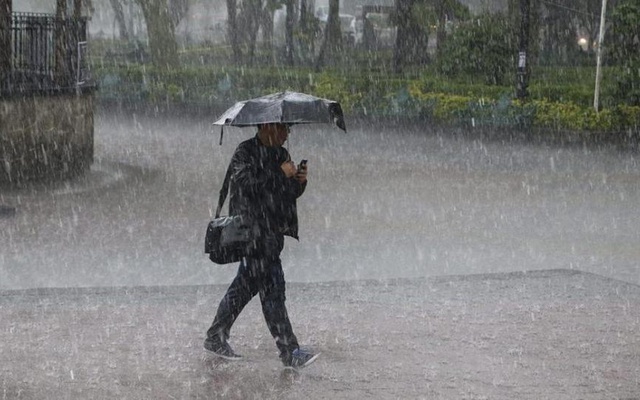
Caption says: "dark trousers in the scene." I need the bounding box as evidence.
[206,236,299,359]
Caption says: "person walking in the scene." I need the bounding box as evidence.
[204,123,319,369]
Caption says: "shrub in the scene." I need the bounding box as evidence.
[436,13,516,86]
[92,64,640,135]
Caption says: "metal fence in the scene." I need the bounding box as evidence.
[2,12,89,93]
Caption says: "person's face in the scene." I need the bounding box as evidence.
[271,124,290,146]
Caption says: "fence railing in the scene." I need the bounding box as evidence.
[1,12,90,94]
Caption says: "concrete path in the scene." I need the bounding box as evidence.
[3,112,640,290]
[2,111,640,398]
[2,269,639,399]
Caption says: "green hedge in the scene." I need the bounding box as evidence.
[93,64,640,135]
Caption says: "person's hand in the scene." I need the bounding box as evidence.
[295,162,307,184]
[280,161,297,178]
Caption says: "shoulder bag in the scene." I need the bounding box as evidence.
[204,165,252,264]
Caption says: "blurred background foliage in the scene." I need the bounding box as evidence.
[81,0,640,134]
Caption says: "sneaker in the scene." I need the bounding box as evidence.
[283,348,320,369]
[204,340,243,361]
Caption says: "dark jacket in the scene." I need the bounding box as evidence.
[227,135,306,241]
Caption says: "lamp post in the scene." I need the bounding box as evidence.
[593,0,607,112]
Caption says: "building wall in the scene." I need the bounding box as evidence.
[0,93,94,185]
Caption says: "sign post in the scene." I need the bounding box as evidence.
[516,0,531,100]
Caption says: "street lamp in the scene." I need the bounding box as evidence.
[593,0,608,112]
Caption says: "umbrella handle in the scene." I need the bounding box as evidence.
[219,126,224,145]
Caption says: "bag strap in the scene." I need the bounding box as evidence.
[215,162,233,218]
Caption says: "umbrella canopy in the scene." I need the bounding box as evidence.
[213,91,346,131]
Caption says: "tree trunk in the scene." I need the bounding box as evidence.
[261,3,274,54]
[0,0,11,84]
[136,0,179,69]
[393,0,412,73]
[395,0,430,70]
[285,0,295,66]
[435,0,447,54]
[168,0,189,27]
[315,0,341,70]
[300,0,307,30]
[245,0,262,64]
[297,0,317,64]
[227,0,241,63]
[108,0,129,40]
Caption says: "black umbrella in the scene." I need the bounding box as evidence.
[213,91,346,144]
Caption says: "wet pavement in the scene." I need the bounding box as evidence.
[1,109,640,398]
[2,110,640,289]
[1,269,639,399]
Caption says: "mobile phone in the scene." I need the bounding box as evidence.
[298,159,307,171]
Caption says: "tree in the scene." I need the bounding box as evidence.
[538,0,577,64]
[392,0,469,73]
[237,0,262,64]
[108,0,129,40]
[285,0,295,65]
[168,0,189,27]
[577,0,618,52]
[135,0,179,69]
[394,0,430,73]
[434,0,470,55]
[224,0,282,66]
[507,0,540,70]
[226,0,241,63]
[393,0,413,73]
[315,0,342,70]
[295,0,321,65]
[609,0,640,105]
[260,0,281,55]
